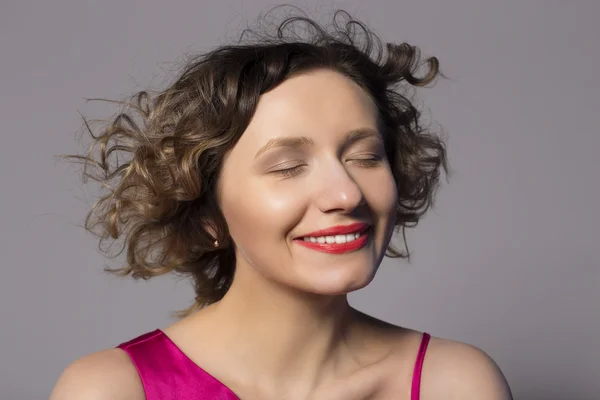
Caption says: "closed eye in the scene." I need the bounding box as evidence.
[271,164,306,179]
[348,155,383,167]
[269,154,383,179]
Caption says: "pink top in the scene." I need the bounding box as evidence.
[117,329,431,400]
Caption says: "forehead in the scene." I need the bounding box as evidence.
[238,69,379,149]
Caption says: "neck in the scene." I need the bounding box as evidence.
[205,264,357,394]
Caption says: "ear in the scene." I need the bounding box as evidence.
[200,218,218,239]
[200,215,231,244]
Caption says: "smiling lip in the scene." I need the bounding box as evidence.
[296,222,370,238]
[294,222,370,254]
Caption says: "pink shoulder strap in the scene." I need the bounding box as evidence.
[411,332,431,400]
[117,330,239,400]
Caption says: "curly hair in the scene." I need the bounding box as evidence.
[63,7,448,316]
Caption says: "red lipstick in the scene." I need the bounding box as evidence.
[294,222,370,254]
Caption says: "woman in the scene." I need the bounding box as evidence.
[50,8,512,400]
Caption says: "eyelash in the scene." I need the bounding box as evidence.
[274,165,306,178]
[272,155,382,178]
[350,156,382,167]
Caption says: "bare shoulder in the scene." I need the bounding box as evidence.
[349,311,512,399]
[49,348,145,400]
[420,336,513,400]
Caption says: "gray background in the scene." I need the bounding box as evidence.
[1,1,598,399]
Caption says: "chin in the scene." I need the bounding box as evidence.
[298,265,377,296]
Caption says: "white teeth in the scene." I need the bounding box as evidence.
[302,232,362,244]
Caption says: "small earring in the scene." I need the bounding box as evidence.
[213,239,219,248]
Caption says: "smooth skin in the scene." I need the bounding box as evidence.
[51,69,513,400]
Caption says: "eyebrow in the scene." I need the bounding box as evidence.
[253,127,381,160]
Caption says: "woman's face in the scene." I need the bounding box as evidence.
[217,69,398,295]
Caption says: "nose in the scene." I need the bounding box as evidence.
[314,161,366,214]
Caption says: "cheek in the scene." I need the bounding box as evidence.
[363,169,398,219]
[220,181,305,254]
